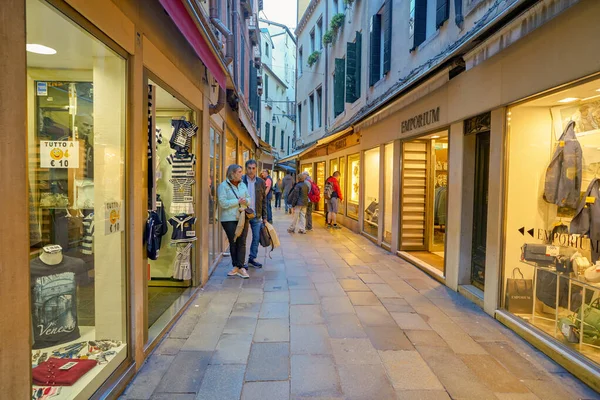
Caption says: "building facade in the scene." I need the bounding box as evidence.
[294,0,600,390]
[0,0,261,398]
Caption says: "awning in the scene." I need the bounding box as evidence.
[278,148,305,163]
[159,0,227,90]
[275,164,296,173]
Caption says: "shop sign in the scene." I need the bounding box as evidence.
[303,147,327,160]
[40,140,80,169]
[519,226,600,253]
[105,201,122,235]
[401,107,440,133]
[36,82,47,96]
[327,133,360,154]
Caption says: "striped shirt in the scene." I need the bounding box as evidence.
[170,120,198,152]
[167,152,196,178]
[82,212,94,255]
[170,178,195,203]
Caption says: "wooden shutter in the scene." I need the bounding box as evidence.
[383,0,392,74]
[369,14,381,86]
[265,74,269,98]
[401,140,429,250]
[413,0,427,49]
[436,0,449,28]
[334,58,345,117]
[346,41,357,103]
[265,122,270,142]
[355,32,362,99]
[249,61,257,112]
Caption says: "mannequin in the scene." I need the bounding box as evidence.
[39,244,63,265]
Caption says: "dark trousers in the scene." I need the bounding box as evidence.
[221,221,248,269]
[275,192,282,208]
[266,195,273,223]
[306,202,313,230]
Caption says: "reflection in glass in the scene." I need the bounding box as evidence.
[339,156,346,216]
[363,148,380,238]
[383,143,394,245]
[347,153,360,220]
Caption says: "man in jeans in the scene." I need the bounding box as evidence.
[261,169,274,223]
[302,172,314,231]
[282,171,294,214]
[326,171,343,229]
[243,160,267,268]
[288,173,309,234]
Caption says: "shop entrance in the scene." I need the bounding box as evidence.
[399,131,448,274]
[315,161,326,212]
[470,131,490,290]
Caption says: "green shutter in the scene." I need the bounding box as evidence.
[334,58,345,117]
[383,0,392,74]
[355,32,362,99]
[272,126,276,146]
[265,75,269,99]
[346,42,357,103]
[436,0,450,28]
[369,14,381,86]
[265,122,270,142]
[413,0,427,49]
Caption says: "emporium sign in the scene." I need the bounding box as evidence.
[401,107,441,133]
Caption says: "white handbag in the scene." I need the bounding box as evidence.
[584,264,600,283]
[572,255,591,275]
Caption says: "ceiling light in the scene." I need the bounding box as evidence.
[431,135,440,139]
[26,44,57,55]
[557,97,579,103]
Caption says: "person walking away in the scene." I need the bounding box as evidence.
[274,178,283,209]
[261,169,274,223]
[288,173,309,234]
[303,172,320,231]
[282,171,294,214]
[242,160,267,269]
[325,171,343,229]
[218,164,251,278]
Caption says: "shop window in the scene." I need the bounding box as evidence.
[339,156,347,215]
[347,153,360,220]
[316,161,326,212]
[399,131,448,274]
[226,130,237,167]
[503,77,600,366]
[383,142,394,245]
[27,0,126,395]
[363,147,380,238]
[302,163,314,178]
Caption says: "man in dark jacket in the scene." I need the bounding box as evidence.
[282,171,295,214]
[287,173,309,234]
[243,160,267,268]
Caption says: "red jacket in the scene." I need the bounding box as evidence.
[326,176,343,201]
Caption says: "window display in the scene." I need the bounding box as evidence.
[226,130,237,167]
[315,161,326,211]
[339,156,346,215]
[363,147,380,238]
[383,143,394,245]
[347,153,360,220]
[503,77,600,365]
[27,0,127,397]
[301,163,314,177]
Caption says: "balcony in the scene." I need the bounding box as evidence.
[240,0,252,19]
[248,15,259,46]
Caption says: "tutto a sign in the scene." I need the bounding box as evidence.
[105,201,122,235]
[327,133,360,154]
[40,141,80,168]
[401,107,440,133]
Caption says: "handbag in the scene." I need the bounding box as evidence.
[521,244,556,265]
[554,255,572,274]
[505,268,533,314]
[227,181,255,219]
[584,264,600,283]
[559,299,600,344]
[259,223,271,248]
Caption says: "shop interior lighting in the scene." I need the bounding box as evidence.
[431,135,440,139]
[582,94,600,101]
[557,97,580,103]
[26,44,57,55]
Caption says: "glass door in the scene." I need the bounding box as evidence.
[315,161,325,212]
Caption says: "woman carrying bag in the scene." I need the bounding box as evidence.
[218,164,252,278]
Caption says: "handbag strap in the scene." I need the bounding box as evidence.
[226,181,240,200]
[512,268,524,279]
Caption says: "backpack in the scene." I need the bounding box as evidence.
[324,179,334,200]
[259,223,271,247]
[287,183,300,206]
[308,180,321,203]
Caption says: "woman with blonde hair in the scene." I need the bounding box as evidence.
[218,164,251,278]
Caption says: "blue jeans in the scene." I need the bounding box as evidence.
[266,195,273,223]
[284,193,289,212]
[248,217,262,261]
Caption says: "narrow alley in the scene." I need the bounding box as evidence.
[121,210,598,400]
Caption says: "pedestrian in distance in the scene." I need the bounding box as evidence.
[218,164,251,278]
[302,172,320,232]
[242,160,268,269]
[281,171,295,214]
[287,173,309,234]
[260,169,274,223]
[324,171,343,229]
[274,177,283,209]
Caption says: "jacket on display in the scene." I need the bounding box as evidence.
[242,175,267,220]
[543,121,582,209]
[570,178,600,262]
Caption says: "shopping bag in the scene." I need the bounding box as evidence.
[505,268,533,314]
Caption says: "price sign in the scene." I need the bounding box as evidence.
[40,141,80,168]
[105,201,122,235]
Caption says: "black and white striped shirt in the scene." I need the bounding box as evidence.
[167,152,196,178]
[170,178,195,203]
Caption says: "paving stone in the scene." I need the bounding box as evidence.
[320,296,355,315]
[349,265,375,274]
[330,338,380,365]
[211,333,253,364]
[357,273,385,284]
[381,298,415,313]
[237,290,264,303]
[380,350,444,391]
[265,271,287,280]
[347,291,381,306]
[242,381,290,400]
[405,330,448,348]
[155,338,186,355]
[310,271,337,283]
[196,364,246,400]
[338,279,371,292]
[263,291,290,303]
[260,302,290,319]
[290,289,320,305]
[181,321,227,351]
[395,390,451,399]
[364,326,414,351]
[391,312,432,330]
[291,324,332,354]
[169,312,201,339]
[149,394,196,400]
[223,315,258,334]
[460,354,529,393]
[265,280,289,291]
[338,364,396,400]
[479,341,546,381]
[290,304,325,324]
[154,351,212,393]
[286,267,309,277]
[288,276,315,290]
[387,279,420,295]
[315,282,347,297]
[331,267,358,279]
[493,394,541,400]
[354,305,397,327]
[291,355,342,397]
[254,318,290,342]
[521,379,581,400]
[367,283,402,298]
[246,342,290,381]
[231,301,262,317]
[122,355,175,399]
[325,314,367,338]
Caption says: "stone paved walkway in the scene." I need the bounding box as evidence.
[121,209,599,400]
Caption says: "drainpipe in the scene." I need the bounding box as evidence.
[209,0,233,114]
[324,1,329,131]
[209,84,227,114]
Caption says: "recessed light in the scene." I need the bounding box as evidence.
[431,135,440,139]
[26,44,57,55]
[558,97,579,103]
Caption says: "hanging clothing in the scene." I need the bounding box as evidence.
[170,178,195,214]
[169,214,197,243]
[169,120,198,153]
[173,242,193,280]
[570,178,600,262]
[81,212,94,255]
[543,121,582,209]
[167,152,196,178]
[434,186,447,225]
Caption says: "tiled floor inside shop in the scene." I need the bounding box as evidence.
[121,209,599,400]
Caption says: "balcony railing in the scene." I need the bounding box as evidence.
[248,14,259,46]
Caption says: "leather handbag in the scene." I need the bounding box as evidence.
[505,268,533,314]
[227,181,255,219]
[521,244,556,265]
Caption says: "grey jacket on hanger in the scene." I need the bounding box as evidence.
[570,178,600,262]
[543,121,582,209]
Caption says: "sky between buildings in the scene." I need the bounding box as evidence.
[261,0,297,32]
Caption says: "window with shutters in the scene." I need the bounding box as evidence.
[298,47,303,76]
[297,104,302,135]
[287,137,291,154]
[316,87,322,128]
[265,75,269,99]
[410,0,428,51]
[310,29,315,53]
[436,0,450,28]
[309,93,315,131]
[280,131,285,150]
[241,35,245,93]
[265,122,271,142]
[369,1,390,87]
[345,32,362,103]
[272,126,276,146]
[334,58,345,117]
[265,42,269,57]
[317,18,323,50]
